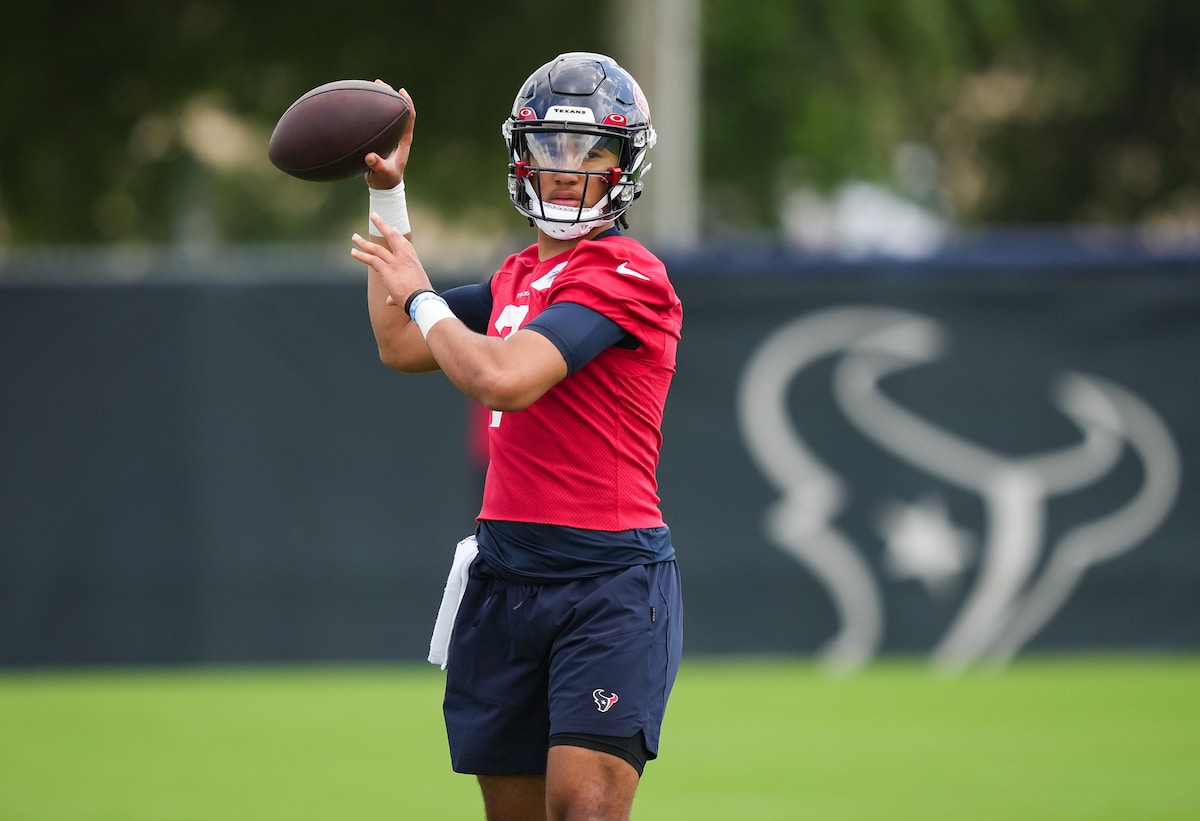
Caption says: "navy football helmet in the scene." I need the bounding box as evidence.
[502,52,656,239]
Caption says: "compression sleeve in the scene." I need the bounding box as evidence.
[523,302,628,375]
[440,280,493,334]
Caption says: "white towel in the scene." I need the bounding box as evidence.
[427,535,479,670]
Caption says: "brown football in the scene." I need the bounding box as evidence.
[268,80,410,182]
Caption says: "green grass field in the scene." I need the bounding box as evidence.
[1,656,1196,820]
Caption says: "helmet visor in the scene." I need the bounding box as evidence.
[523,131,622,171]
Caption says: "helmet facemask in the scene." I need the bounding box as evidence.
[507,123,646,239]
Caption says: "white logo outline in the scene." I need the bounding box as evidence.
[736,305,1181,674]
[592,688,619,712]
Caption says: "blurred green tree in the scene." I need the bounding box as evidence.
[1,0,1197,246]
[703,0,1200,232]
[0,0,608,246]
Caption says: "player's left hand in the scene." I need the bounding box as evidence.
[351,215,433,308]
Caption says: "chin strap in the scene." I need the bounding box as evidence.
[534,215,616,240]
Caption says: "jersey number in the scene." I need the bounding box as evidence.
[489,304,530,428]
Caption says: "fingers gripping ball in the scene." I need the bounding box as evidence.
[268,80,411,182]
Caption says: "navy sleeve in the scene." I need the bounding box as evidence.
[440,280,493,334]
[523,302,629,375]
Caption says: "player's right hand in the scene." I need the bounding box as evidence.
[365,83,415,190]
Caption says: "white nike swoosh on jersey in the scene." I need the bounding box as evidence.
[616,261,651,281]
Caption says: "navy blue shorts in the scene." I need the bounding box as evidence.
[443,557,683,775]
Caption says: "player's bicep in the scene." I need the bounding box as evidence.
[523,302,630,374]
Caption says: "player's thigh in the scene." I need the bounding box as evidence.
[547,561,681,743]
[445,566,552,775]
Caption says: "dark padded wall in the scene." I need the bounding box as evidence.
[2,260,1195,668]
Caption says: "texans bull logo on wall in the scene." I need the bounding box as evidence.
[737,306,1181,673]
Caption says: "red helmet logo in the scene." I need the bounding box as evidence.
[602,113,627,126]
[518,107,538,120]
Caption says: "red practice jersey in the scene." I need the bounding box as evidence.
[478,235,682,531]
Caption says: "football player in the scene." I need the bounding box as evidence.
[351,52,683,821]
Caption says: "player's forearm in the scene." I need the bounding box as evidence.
[424,323,566,411]
[367,277,439,372]
[422,322,507,406]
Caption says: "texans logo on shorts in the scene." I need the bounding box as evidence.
[592,689,619,713]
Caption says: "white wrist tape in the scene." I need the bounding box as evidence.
[368,181,410,236]
[408,291,455,338]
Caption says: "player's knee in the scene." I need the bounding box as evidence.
[545,740,642,820]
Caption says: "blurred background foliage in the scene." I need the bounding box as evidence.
[704,0,1200,234]
[1,0,1198,249]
